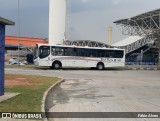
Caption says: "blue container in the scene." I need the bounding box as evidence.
[27,54,34,64]
[0,24,5,96]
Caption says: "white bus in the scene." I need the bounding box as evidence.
[34,44,125,70]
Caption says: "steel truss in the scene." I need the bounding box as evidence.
[114,9,160,37]
[64,40,109,48]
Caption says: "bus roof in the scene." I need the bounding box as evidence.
[36,44,124,51]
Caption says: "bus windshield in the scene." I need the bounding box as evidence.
[39,46,50,59]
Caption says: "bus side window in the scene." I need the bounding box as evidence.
[97,50,105,57]
[64,48,69,56]
[55,47,64,56]
[91,49,98,57]
[106,51,109,58]
[77,48,87,57]
[51,47,55,55]
[64,48,77,56]
[115,50,124,58]
[106,50,115,58]
[86,49,92,57]
[72,48,77,56]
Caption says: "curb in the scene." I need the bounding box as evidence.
[41,79,65,121]
[128,68,158,70]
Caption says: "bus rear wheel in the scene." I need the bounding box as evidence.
[52,62,61,70]
[97,62,104,70]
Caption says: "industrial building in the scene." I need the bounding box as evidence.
[5,36,48,56]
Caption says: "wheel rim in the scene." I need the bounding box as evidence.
[55,63,60,69]
[98,64,103,70]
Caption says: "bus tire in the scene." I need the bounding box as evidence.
[97,62,104,70]
[52,61,62,70]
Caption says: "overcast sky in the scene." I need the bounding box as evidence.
[0,0,160,44]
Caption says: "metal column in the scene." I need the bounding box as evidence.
[0,24,5,96]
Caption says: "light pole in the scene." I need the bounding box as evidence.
[18,0,20,64]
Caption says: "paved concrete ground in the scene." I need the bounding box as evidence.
[0,93,19,103]
[5,68,160,121]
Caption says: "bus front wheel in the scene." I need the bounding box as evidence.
[97,62,104,70]
[52,62,61,70]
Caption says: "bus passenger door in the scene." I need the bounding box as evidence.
[39,46,50,66]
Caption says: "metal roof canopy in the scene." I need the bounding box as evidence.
[112,36,143,47]
[0,17,15,25]
[114,9,160,68]
[114,8,160,36]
